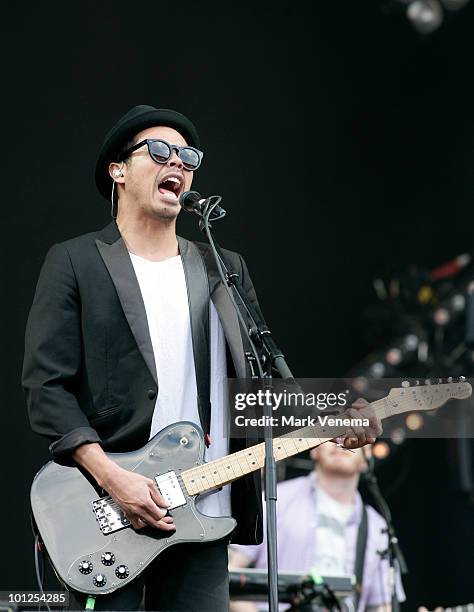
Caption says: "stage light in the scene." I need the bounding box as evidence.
[373,441,391,459]
[406,412,424,430]
[353,377,369,393]
[404,334,419,350]
[407,0,444,34]
[370,362,386,378]
[418,286,434,305]
[390,428,406,444]
[386,348,402,366]
[418,340,429,362]
[451,294,465,312]
[433,307,450,326]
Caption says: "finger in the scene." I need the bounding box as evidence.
[360,406,383,437]
[345,418,367,448]
[344,436,360,449]
[372,417,383,437]
[125,500,166,524]
[140,503,167,525]
[149,483,171,508]
[160,515,174,524]
[350,405,382,441]
[156,518,176,532]
[129,516,146,530]
[136,513,175,531]
[352,397,369,409]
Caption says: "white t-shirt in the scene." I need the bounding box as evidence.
[313,484,355,576]
[129,252,231,518]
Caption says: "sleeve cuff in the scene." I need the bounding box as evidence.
[49,426,102,464]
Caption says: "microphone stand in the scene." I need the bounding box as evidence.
[193,195,295,612]
[363,458,408,612]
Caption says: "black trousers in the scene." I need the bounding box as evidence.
[67,541,230,612]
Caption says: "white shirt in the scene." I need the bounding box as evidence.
[129,252,231,518]
[313,483,355,576]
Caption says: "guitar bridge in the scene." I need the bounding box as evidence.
[92,497,130,535]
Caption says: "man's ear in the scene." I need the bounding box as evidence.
[310,447,319,462]
[109,162,125,182]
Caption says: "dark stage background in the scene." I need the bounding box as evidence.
[2,2,474,609]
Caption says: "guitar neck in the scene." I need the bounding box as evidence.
[181,396,389,496]
[180,379,470,496]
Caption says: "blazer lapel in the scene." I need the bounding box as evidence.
[94,221,249,436]
[177,236,211,437]
[95,222,158,386]
[194,244,247,378]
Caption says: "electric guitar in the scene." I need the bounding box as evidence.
[30,379,471,595]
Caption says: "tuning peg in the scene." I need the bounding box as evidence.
[401,380,410,388]
[459,376,466,382]
[425,379,432,385]
[448,376,453,383]
[415,380,421,385]
[438,378,443,384]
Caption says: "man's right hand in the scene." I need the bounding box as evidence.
[102,465,175,532]
[72,442,175,532]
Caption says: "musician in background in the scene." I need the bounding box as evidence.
[229,443,405,611]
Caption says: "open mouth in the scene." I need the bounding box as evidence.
[158,176,182,199]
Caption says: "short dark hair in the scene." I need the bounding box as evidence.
[118,136,138,164]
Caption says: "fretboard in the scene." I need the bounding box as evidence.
[181,428,333,496]
[180,381,466,496]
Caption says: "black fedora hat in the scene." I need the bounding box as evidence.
[95,104,200,200]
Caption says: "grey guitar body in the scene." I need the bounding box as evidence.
[30,422,236,596]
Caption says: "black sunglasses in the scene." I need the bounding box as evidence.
[119,138,203,171]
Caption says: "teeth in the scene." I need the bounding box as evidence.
[167,177,180,185]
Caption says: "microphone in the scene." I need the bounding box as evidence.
[179,190,226,220]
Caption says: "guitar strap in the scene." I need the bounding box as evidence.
[354,503,368,610]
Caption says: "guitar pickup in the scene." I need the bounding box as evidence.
[155,471,187,510]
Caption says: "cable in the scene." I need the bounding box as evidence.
[201,196,265,379]
[34,535,52,612]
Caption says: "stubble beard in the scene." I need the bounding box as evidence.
[153,204,180,222]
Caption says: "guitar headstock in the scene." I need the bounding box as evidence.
[387,377,472,413]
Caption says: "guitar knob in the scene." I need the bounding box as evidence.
[78,560,93,574]
[115,565,129,579]
[101,552,115,566]
[93,574,107,587]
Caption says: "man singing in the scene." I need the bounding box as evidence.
[22,105,378,611]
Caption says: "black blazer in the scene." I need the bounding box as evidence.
[22,220,263,544]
